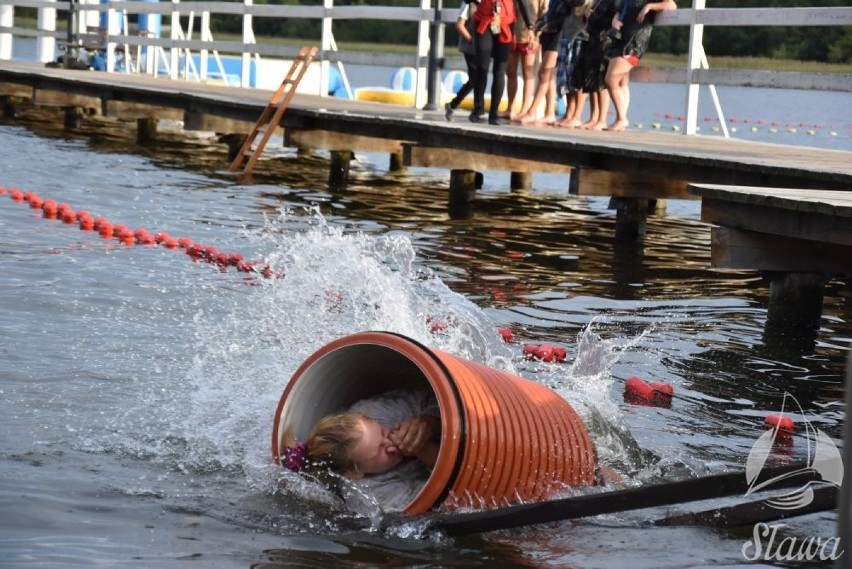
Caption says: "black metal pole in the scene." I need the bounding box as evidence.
[423,0,444,111]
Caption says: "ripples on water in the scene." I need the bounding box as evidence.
[0,107,848,567]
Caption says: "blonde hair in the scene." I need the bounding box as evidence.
[303,411,367,476]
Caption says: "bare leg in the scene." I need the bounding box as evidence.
[605,56,632,131]
[541,76,557,124]
[556,90,586,128]
[519,49,537,120]
[518,50,558,124]
[581,90,600,128]
[504,50,519,119]
[588,88,611,130]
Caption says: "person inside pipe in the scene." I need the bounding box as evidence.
[281,389,441,512]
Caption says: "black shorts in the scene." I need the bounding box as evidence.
[540,31,560,53]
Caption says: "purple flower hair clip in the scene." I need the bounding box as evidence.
[281,441,308,472]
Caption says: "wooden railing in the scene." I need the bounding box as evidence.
[1,1,850,135]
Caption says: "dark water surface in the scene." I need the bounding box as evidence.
[0,101,849,568]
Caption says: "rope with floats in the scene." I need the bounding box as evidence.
[1,186,280,279]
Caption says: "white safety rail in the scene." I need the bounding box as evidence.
[0,1,850,136]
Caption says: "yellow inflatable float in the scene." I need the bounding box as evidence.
[354,67,512,113]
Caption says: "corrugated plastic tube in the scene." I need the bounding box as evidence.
[271,331,596,515]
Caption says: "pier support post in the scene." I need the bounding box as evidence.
[765,272,827,336]
[510,172,532,192]
[137,117,158,145]
[217,134,247,163]
[1,96,21,119]
[63,106,82,129]
[449,169,480,204]
[648,199,667,216]
[329,150,353,190]
[611,197,648,241]
[389,151,406,173]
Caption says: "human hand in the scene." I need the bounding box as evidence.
[636,5,650,23]
[390,417,432,457]
[611,15,622,30]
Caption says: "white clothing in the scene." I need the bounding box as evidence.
[344,389,439,513]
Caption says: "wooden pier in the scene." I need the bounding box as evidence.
[689,184,852,339]
[1,59,850,337]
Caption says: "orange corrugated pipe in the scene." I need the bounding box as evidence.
[271,332,596,514]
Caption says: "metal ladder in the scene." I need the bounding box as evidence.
[229,46,318,176]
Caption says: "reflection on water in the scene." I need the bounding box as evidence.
[0,103,848,567]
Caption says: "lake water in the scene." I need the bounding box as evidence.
[1,41,851,569]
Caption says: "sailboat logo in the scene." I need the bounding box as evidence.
[745,393,844,510]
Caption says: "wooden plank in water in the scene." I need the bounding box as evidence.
[402,143,572,174]
[711,227,852,274]
[425,464,822,536]
[285,128,404,153]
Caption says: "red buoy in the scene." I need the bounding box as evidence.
[497,327,514,343]
[98,222,114,238]
[765,414,795,434]
[624,376,674,408]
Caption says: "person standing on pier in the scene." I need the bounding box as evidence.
[604,0,676,131]
[576,0,617,130]
[469,0,534,125]
[516,0,588,126]
[503,0,548,120]
[445,0,479,121]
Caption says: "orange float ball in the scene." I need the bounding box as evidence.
[154,232,170,244]
[98,222,114,238]
[29,197,44,209]
[177,237,193,249]
[76,210,91,221]
[162,238,179,249]
[137,234,156,245]
[10,189,24,201]
[79,217,95,230]
[61,210,77,224]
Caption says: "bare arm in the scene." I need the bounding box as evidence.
[637,0,676,23]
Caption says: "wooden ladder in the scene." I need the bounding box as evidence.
[229,46,318,176]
